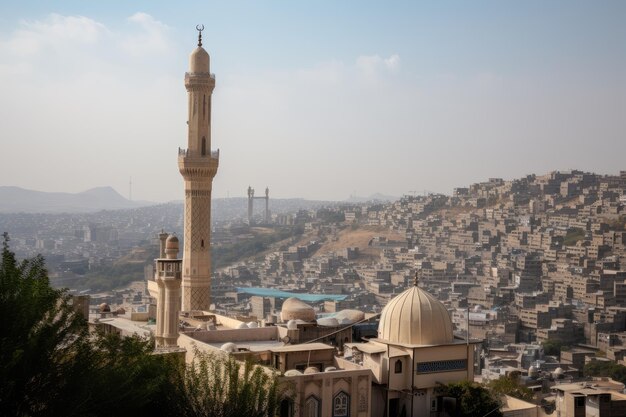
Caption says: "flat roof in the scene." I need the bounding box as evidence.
[236,287,347,302]
[270,343,335,353]
[202,340,285,352]
[345,342,386,354]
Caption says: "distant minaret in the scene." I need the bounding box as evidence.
[178,26,218,311]
[265,186,270,223]
[247,186,254,225]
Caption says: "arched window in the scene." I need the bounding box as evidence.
[395,359,403,374]
[201,137,206,156]
[304,396,320,417]
[333,391,350,417]
[279,399,294,417]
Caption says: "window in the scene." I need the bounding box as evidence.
[394,359,403,374]
[201,137,206,156]
[431,398,438,412]
[304,396,320,417]
[279,399,294,417]
[575,396,585,407]
[333,391,349,417]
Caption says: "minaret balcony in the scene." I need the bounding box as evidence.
[178,148,219,177]
[178,147,219,160]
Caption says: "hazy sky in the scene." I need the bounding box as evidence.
[0,1,624,202]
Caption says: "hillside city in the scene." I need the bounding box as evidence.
[5,169,626,391]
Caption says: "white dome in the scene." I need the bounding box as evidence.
[377,284,454,345]
[317,317,339,327]
[325,366,337,372]
[237,322,248,329]
[281,297,315,322]
[335,309,365,323]
[303,366,319,374]
[284,369,302,377]
[554,367,564,375]
[189,46,209,73]
[220,342,238,353]
[247,321,258,328]
[286,320,298,330]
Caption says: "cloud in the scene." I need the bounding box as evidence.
[2,14,107,57]
[355,54,401,81]
[121,12,172,57]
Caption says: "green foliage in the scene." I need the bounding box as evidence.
[171,349,282,417]
[563,228,585,246]
[79,262,146,291]
[212,226,304,269]
[437,381,503,417]
[316,208,345,223]
[488,373,534,402]
[0,233,173,416]
[583,360,626,385]
[542,339,569,358]
[0,234,285,416]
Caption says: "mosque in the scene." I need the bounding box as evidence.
[147,29,480,417]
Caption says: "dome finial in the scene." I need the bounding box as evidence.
[414,270,419,287]
[196,24,204,47]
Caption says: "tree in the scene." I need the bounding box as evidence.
[488,373,534,402]
[0,234,285,416]
[0,233,174,416]
[584,360,626,385]
[437,381,503,417]
[170,348,283,417]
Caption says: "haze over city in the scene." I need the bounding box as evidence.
[0,1,624,202]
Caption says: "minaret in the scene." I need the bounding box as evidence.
[154,234,182,348]
[247,186,254,225]
[265,187,270,223]
[178,26,218,311]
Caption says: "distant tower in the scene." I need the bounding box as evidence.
[178,26,219,311]
[247,186,254,225]
[265,187,270,223]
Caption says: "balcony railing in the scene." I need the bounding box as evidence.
[178,148,219,159]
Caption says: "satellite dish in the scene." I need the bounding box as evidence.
[281,336,291,345]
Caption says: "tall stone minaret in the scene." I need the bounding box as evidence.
[178,27,218,311]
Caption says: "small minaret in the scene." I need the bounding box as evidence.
[265,187,270,223]
[178,26,218,311]
[247,185,254,225]
[155,234,182,348]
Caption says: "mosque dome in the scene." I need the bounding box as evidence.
[220,342,238,353]
[189,46,210,73]
[286,320,298,330]
[99,303,111,313]
[317,317,339,327]
[377,283,454,345]
[165,235,179,248]
[303,366,319,374]
[281,297,316,322]
[335,309,365,324]
[284,369,302,377]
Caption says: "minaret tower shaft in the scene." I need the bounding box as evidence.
[178,27,218,311]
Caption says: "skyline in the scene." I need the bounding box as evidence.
[0,1,624,202]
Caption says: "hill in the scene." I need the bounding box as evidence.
[0,186,154,213]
